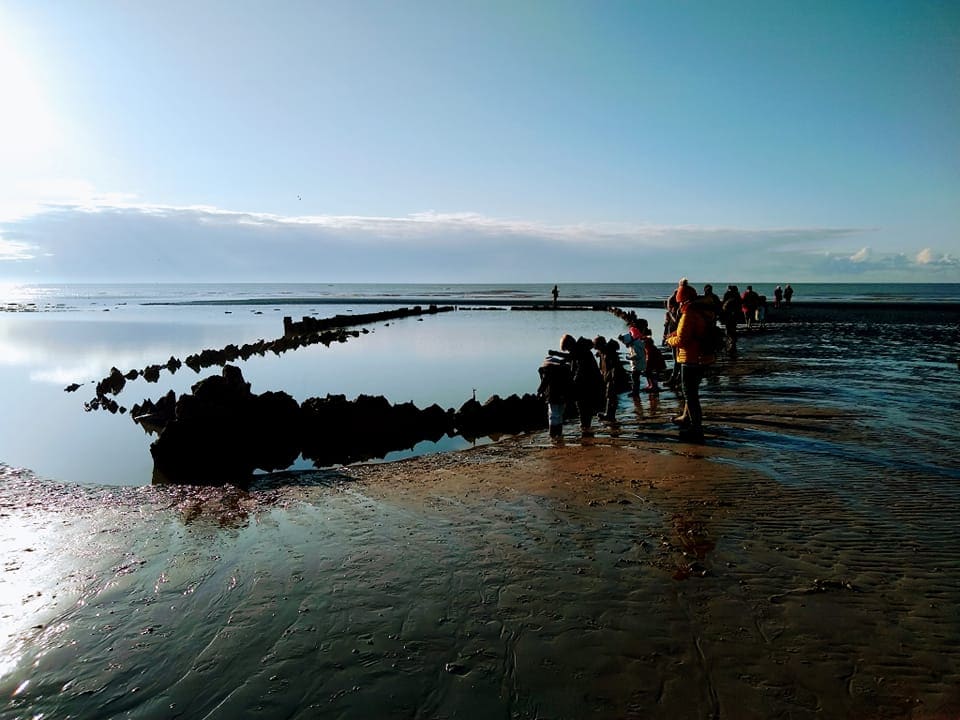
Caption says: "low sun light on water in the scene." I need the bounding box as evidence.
[0,517,58,683]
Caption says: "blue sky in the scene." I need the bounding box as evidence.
[1,0,957,283]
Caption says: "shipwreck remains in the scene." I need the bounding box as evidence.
[142,365,545,485]
[74,304,454,413]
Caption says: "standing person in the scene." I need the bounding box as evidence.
[784,284,794,305]
[666,284,717,442]
[663,278,688,387]
[702,284,722,317]
[550,334,603,435]
[642,328,664,392]
[595,337,624,421]
[620,320,647,397]
[741,285,760,328]
[551,285,559,308]
[537,355,571,439]
[721,285,741,351]
[774,285,783,308]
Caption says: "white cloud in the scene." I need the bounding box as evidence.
[0,178,139,226]
[0,196,954,283]
[915,248,957,267]
[0,238,34,260]
[2,198,868,246]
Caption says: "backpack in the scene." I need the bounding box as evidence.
[646,340,667,373]
[721,298,740,322]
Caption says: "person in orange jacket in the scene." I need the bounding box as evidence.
[666,283,717,442]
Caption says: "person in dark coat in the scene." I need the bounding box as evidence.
[537,355,571,439]
[550,334,603,435]
[721,285,742,351]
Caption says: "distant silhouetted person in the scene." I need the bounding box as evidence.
[741,285,760,328]
[774,285,783,308]
[721,285,741,351]
[784,284,794,305]
[551,285,559,308]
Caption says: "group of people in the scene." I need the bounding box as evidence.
[538,279,792,443]
[536,319,666,439]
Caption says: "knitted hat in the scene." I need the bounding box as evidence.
[675,284,698,304]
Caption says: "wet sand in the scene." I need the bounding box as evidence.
[2,304,959,719]
[2,400,958,719]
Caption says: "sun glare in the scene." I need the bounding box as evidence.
[0,19,62,162]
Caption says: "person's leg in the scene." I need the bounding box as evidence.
[548,402,564,437]
[673,363,689,423]
[604,380,618,419]
[681,364,704,428]
[646,369,659,391]
[578,396,593,432]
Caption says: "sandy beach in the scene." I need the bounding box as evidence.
[2,393,959,718]
[1,296,959,719]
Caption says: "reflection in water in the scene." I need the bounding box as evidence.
[0,306,652,485]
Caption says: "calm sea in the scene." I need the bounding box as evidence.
[3,281,959,308]
[0,282,957,486]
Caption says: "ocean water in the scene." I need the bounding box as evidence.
[0,282,957,487]
[1,283,958,718]
[3,281,959,309]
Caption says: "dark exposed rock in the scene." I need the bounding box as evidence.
[132,389,177,434]
[96,367,126,396]
[250,390,303,472]
[151,366,303,484]
[283,304,454,336]
[453,398,484,440]
[136,344,546,483]
[64,383,82,393]
[78,306,455,416]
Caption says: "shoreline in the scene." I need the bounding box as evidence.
[1,304,958,717]
[140,296,960,309]
[3,407,958,717]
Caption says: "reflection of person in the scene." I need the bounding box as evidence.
[666,284,717,442]
[551,285,559,307]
